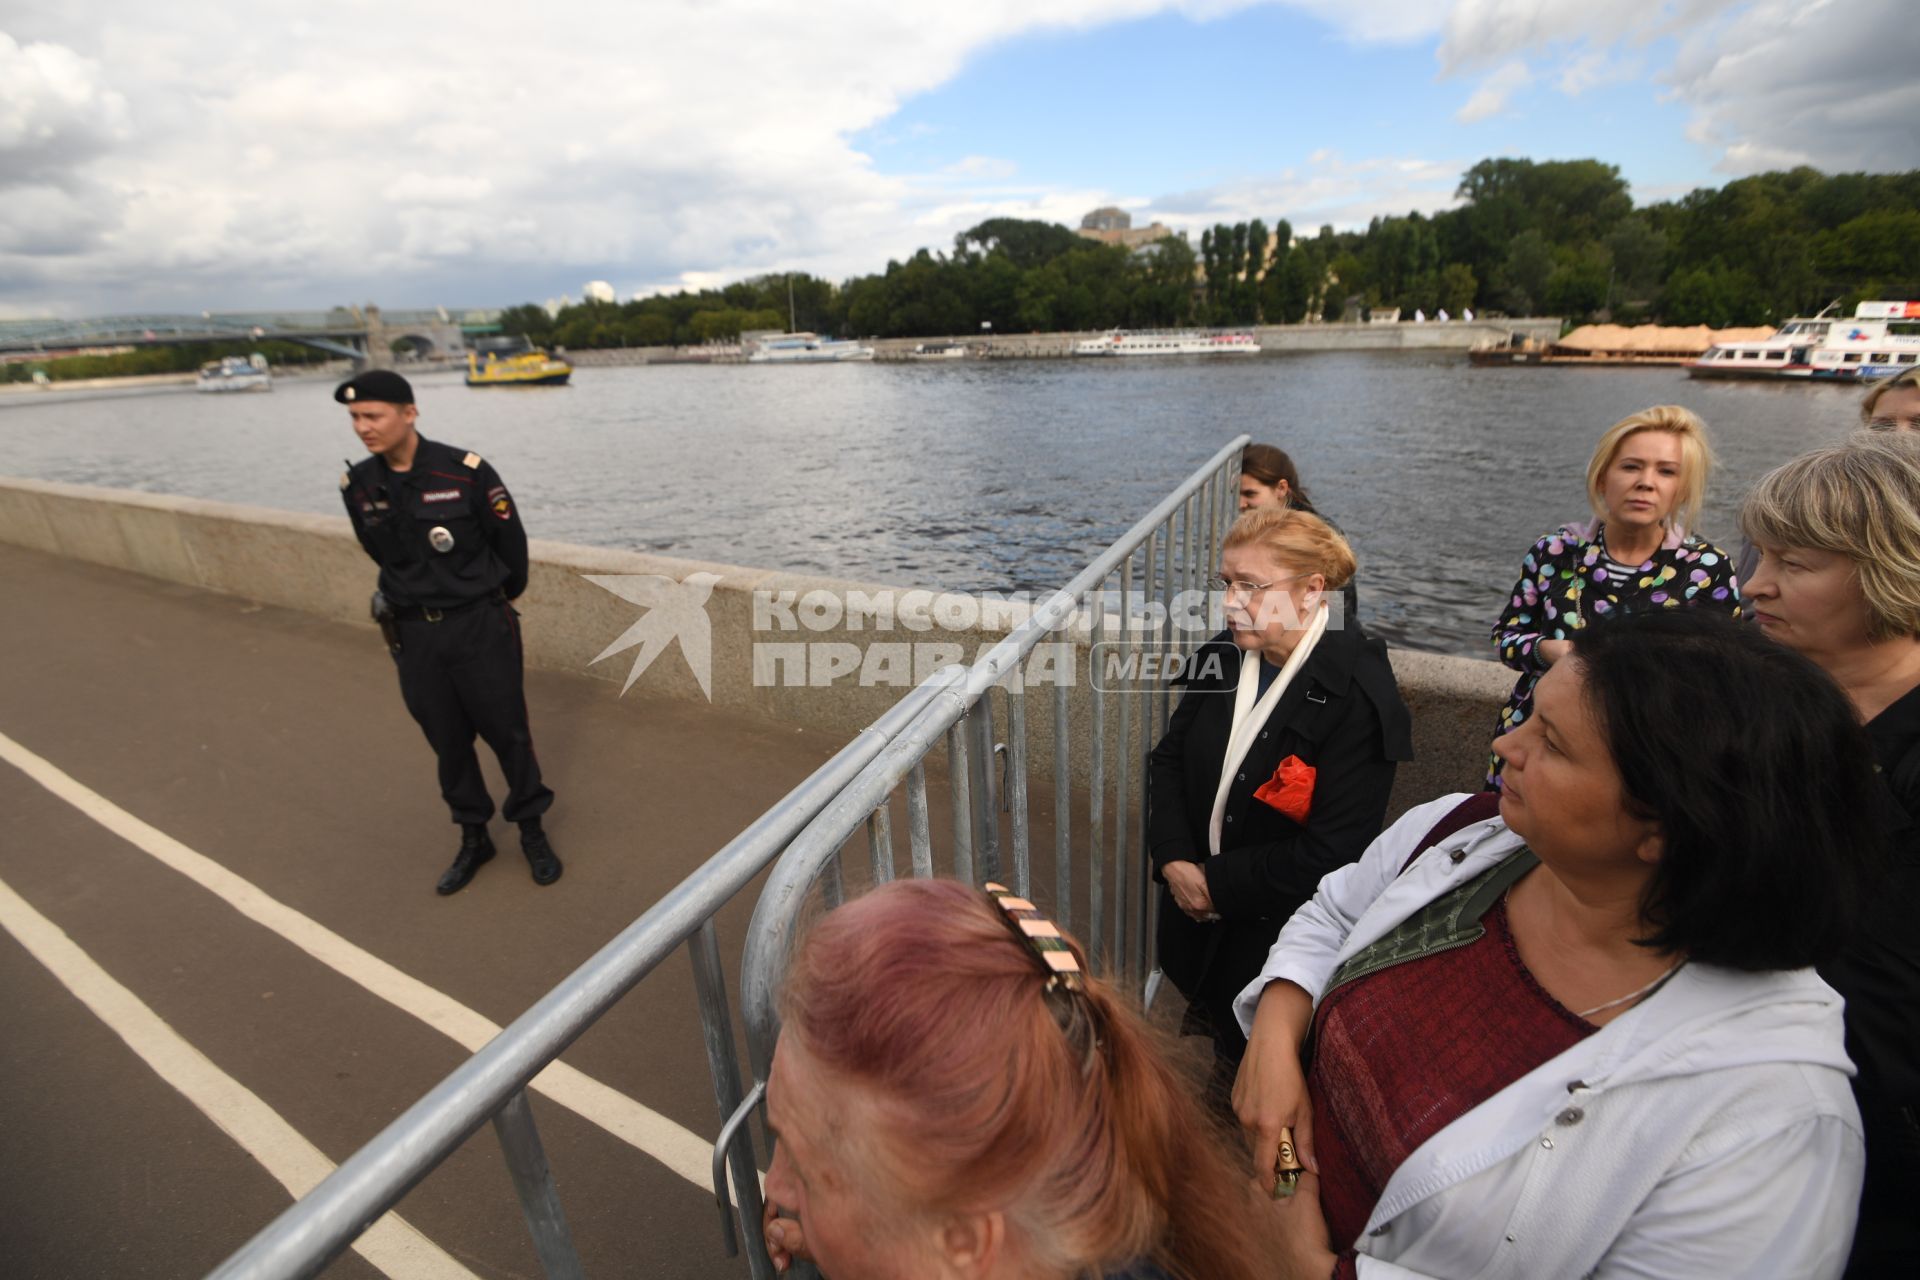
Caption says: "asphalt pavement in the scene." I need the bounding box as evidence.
[0,543,846,1278]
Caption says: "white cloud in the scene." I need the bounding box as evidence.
[940,156,1021,181]
[1456,59,1533,122]
[7,0,1298,311]
[1431,0,1917,175]
[1149,150,1465,233]
[0,1,1907,313]
[1667,0,1920,176]
[0,32,128,181]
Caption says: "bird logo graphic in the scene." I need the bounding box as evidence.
[585,572,723,699]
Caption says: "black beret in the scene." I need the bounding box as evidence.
[334,369,415,405]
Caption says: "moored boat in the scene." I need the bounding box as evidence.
[466,336,572,387]
[1073,329,1260,356]
[748,333,875,363]
[909,340,969,360]
[196,353,272,393]
[1689,301,1920,381]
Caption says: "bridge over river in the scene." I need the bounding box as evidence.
[0,306,502,369]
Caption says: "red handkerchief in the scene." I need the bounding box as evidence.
[1253,755,1315,823]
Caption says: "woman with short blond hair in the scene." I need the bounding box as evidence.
[1148,507,1410,1087]
[1487,405,1740,784]
[1742,430,1920,1276]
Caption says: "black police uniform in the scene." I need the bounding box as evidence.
[341,428,555,833]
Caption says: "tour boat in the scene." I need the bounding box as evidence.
[908,340,969,360]
[748,333,875,363]
[1073,329,1261,357]
[466,337,572,387]
[196,354,273,393]
[1688,301,1920,381]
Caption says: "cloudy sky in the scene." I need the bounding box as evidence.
[2,0,1914,317]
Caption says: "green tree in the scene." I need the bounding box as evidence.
[1503,229,1556,314]
[1603,217,1668,300]
[1438,263,1478,315]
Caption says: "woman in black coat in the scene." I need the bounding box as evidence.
[1148,507,1411,1079]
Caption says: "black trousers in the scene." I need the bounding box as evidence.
[392,600,554,826]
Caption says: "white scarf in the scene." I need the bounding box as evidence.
[1207,603,1329,857]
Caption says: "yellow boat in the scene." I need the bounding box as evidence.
[466,338,572,387]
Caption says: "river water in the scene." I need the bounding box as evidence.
[0,353,1867,658]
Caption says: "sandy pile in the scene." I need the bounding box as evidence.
[1555,324,1777,352]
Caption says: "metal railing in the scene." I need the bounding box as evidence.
[207,673,954,1280]
[205,436,1247,1279]
[729,435,1248,1272]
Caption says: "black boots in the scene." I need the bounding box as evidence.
[436,823,496,895]
[519,818,563,886]
[436,820,560,893]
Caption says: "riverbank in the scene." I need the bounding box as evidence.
[0,361,360,400]
[564,317,1565,366]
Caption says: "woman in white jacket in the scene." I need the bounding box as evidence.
[1232,609,1876,1280]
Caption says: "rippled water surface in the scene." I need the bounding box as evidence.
[0,355,1865,657]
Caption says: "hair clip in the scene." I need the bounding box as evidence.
[983,882,1084,992]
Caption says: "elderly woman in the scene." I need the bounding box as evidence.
[1488,404,1739,783]
[1742,431,1920,1276]
[1148,508,1411,1082]
[760,878,1277,1280]
[1231,609,1875,1279]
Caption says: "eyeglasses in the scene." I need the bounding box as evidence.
[1205,574,1300,596]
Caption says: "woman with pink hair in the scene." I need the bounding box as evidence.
[761,878,1278,1280]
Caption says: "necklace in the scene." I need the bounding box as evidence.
[1503,881,1686,1020]
[1575,960,1684,1020]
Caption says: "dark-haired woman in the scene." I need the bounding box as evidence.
[1238,442,1361,625]
[1234,609,1872,1279]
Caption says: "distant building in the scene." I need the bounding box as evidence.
[1077,206,1176,250]
[583,280,616,304]
[542,295,573,318]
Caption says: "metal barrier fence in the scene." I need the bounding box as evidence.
[730,434,1249,1274]
[205,436,1247,1280]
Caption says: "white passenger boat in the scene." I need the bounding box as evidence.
[909,341,969,360]
[748,333,875,363]
[1688,301,1920,381]
[196,353,273,393]
[1073,329,1260,357]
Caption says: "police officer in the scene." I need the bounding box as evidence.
[337,370,561,894]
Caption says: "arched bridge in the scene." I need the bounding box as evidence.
[0,306,502,370]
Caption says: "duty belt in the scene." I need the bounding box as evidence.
[390,592,503,623]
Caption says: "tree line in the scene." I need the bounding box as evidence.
[2,339,335,384]
[498,159,1920,348]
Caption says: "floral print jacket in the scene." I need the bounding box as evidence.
[1487,518,1740,782]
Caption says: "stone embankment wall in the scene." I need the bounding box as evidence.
[560,318,1564,366]
[0,477,1511,818]
[870,319,1562,361]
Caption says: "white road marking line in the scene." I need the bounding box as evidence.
[0,728,720,1192]
[0,875,478,1280]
